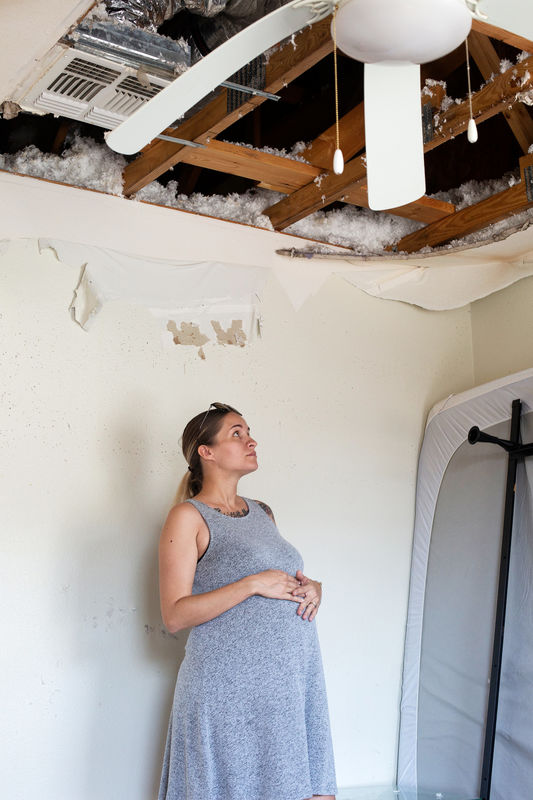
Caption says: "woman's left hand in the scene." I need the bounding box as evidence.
[293,569,322,621]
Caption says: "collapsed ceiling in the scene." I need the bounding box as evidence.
[1,0,533,255]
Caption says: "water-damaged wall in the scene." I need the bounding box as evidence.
[1,232,474,799]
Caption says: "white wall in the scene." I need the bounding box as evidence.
[1,238,475,800]
[471,273,533,385]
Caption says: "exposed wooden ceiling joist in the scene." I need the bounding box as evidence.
[261,94,455,224]
[341,187,456,225]
[113,14,533,251]
[265,155,367,229]
[471,17,533,52]
[395,154,533,253]
[264,53,533,231]
[122,16,334,196]
[177,139,321,193]
[425,52,533,152]
[468,30,533,154]
[299,102,366,170]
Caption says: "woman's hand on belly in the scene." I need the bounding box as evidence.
[292,569,322,620]
[251,569,305,603]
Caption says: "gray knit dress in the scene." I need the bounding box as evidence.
[158,498,337,800]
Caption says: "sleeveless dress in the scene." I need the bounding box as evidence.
[158,498,337,800]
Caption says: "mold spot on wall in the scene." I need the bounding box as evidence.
[211,320,247,347]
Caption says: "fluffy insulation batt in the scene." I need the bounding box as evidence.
[2,133,531,255]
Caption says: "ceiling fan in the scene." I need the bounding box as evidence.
[105,0,532,211]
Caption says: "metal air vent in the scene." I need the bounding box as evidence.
[19,48,170,134]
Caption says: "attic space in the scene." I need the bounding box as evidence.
[2,0,533,254]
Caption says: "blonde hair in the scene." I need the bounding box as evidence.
[174,402,241,504]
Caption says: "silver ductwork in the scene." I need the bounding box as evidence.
[103,0,287,52]
[104,0,231,30]
[65,20,190,78]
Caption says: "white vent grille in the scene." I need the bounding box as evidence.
[85,106,126,128]
[105,76,161,116]
[45,57,121,104]
[34,90,88,117]
[20,49,169,132]
[117,76,160,99]
[62,57,122,84]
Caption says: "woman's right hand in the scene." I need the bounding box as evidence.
[251,570,304,602]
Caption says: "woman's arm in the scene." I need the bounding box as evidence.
[159,503,304,633]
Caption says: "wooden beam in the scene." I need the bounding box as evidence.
[341,186,455,224]
[263,54,533,230]
[265,156,367,230]
[122,16,333,196]
[301,102,366,170]
[126,95,452,220]
[51,120,71,154]
[472,17,533,53]
[263,85,459,229]
[468,30,533,154]
[394,154,533,253]
[421,80,447,111]
[177,139,321,192]
[425,53,533,152]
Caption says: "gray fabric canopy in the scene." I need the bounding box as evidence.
[398,369,533,798]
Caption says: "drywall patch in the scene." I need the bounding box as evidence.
[211,320,247,346]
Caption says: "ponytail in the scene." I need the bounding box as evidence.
[174,472,192,504]
[174,465,202,504]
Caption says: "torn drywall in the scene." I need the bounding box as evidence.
[38,238,267,345]
[336,227,533,311]
[4,170,533,314]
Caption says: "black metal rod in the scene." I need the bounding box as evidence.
[468,426,515,451]
[479,398,522,800]
[510,442,533,459]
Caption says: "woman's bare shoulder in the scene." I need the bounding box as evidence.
[162,502,204,537]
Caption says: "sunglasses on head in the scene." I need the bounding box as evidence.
[198,402,240,431]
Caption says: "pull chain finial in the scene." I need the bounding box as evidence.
[465,37,478,143]
[332,6,344,174]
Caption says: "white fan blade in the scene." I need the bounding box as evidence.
[364,61,425,211]
[474,0,533,42]
[106,0,329,155]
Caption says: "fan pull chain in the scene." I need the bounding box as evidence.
[465,37,478,143]
[332,6,344,174]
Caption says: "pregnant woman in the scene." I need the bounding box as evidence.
[158,402,337,800]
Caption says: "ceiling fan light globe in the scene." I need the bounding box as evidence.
[334,0,472,64]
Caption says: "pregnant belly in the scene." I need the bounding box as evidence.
[184,594,317,670]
